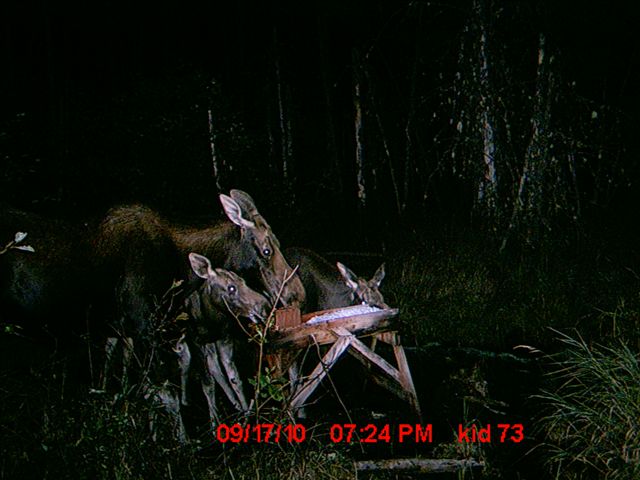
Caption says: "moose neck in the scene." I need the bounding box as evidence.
[172,222,253,271]
[172,221,264,297]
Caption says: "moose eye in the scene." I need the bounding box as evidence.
[262,248,272,257]
[228,285,237,294]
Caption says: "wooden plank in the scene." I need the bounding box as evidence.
[355,458,484,473]
[268,308,399,350]
[393,341,421,419]
[376,331,398,345]
[265,353,282,377]
[394,340,417,392]
[275,307,301,330]
[289,335,352,410]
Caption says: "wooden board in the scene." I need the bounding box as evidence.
[268,308,399,350]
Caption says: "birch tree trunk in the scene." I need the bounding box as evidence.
[353,54,366,210]
[476,0,498,215]
[273,28,294,204]
[501,34,553,250]
[207,107,222,193]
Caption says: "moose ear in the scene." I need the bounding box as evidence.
[371,263,386,288]
[229,189,259,216]
[336,262,359,291]
[220,194,255,229]
[189,252,214,279]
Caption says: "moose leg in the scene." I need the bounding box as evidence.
[174,335,191,406]
[201,343,244,415]
[156,384,188,444]
[101,337,119,390]
[216,339,249,413]
[121,336,134,389]
[144,381,188,444]
[201,371,219,430]
[288,360,306,419]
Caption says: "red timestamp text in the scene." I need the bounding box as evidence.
[215,423,307,443]
[457,423,524,443]
[329,423,434,444]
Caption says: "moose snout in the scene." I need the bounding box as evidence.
[250,299,270,324]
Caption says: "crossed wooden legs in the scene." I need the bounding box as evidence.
[278,327,421,420]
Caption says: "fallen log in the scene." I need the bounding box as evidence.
[354,458,484,474]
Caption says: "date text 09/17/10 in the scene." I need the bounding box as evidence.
[214,423,524,444]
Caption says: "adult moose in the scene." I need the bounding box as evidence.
[284,247,389,313]
[168,190,304,426]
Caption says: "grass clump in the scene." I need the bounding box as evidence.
[536,332,640,480]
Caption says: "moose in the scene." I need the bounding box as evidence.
[96,189,303,334]
[184,252,270,428]
[284,247,389,313]
[0,190,302,440]
[143,252,271,443]
[96,190,303,386]
[279,247,389,418]
[170,189,305,310]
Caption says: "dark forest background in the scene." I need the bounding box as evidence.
[1,0,639,251]
[2,1,640,478]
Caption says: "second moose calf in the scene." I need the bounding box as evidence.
[284,247,389,313]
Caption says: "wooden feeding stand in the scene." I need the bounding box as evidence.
[267,305,421,419]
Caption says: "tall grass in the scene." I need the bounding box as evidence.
[384,231,640,351]
[536,332,640,479]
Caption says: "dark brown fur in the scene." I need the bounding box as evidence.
[99,192,306,312]
[91,204,183,340]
